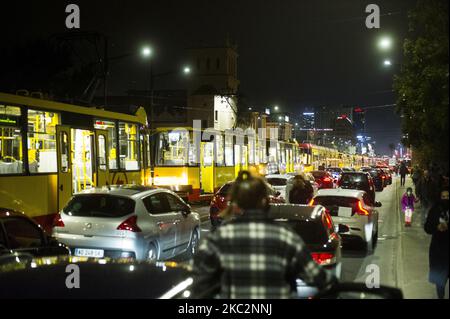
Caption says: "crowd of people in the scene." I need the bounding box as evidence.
[400,161,449,299]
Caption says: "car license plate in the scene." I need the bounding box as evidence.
[338,207,352,218]
[74,248,104,258]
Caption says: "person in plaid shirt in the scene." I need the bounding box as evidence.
[192,171,335,299]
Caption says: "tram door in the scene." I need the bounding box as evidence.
[56,126,73,211]
[71,129,94,194]
[200,142,214,194]
[95,129,110,187]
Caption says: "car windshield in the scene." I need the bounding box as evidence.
[275,220,328,244]
[314,196,359,216]
[63,195,136,218]
[266,178,287,186]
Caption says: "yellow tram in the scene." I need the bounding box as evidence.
[0,92,147,230]
[1,92,378,230]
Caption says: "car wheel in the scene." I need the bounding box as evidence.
[186,228,200,259]
[146,243,158,261]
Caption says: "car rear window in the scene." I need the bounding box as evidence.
[340,174,368,185]
[314,196,359,216]
[312,171,326,178]
[63,195,136,218]
[219,183,232,195]
[275,220,328,244]
[266,178,287,186]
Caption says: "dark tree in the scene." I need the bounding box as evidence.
[393,0,449,170]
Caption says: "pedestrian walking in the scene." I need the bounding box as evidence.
[424,189,449,299]
[287,174,314,205]
[401,187,418,227]
[192,170,335,299]
[399,162,409,187]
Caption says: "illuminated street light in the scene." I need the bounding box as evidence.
[142,46,152,58]
[383,59,392,67]
[183,66,191,74]
[378,37,392,50]
[274,106,279,111]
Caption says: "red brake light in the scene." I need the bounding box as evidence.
[323,177,331,182]
[53,213,65,228]
[311,252,335,265]
[117,216,142,232]
[355,201,370,216]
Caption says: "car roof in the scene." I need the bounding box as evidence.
[0,208,29,219]
[268,204,324,221]
[341,171,368,175]
[74,184,161,198]
[265,174,292,179]
[316,188,365,198]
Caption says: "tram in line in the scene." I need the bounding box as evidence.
[0,92,378,230]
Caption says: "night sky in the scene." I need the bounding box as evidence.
[1,0,417,155]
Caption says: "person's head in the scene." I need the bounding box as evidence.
[229,170,269,212]
[406,187,413,196]
[441,190,449,201]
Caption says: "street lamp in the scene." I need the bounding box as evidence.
[378,37,392,50]
[183,66,191,75]
[142,46,152,58]
[274,106,279,111]
[383,59,392,67]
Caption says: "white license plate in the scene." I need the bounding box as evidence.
[74,248,104,258]
[338,207,353,218]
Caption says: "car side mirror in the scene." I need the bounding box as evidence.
[182,205,191,216]
[374,201,382,208]
[337,224,350,234]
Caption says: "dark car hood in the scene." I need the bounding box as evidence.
[0,257,192,299]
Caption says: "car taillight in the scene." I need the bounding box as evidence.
[323,177,331,182]
[355,201,369,216]
[117,216,142,232]
[311,252,336,265]
[308,199,315,206]
[53,213,65,228]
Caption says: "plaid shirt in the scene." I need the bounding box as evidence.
[192,210,332,299]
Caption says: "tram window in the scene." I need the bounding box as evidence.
[94,120,118,170]
[157,131,189,166]
[27,110,59,173]
[225,134,234,166]
[119,122,139,171]
[98,134,107,171]
[215,134,224,166]
[0,127,23,174]
[59,132,69,173]
[248,139,255,164]
[203,142,214,166]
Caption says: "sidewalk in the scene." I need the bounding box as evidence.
[398,178,449,299]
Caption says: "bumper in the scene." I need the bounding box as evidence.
[332,216,371,243]
[296,263,342,298]
[53,233,146,260]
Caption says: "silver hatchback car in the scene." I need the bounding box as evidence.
[52,185,201,261]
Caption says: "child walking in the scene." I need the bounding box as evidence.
[401,187,418,227]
